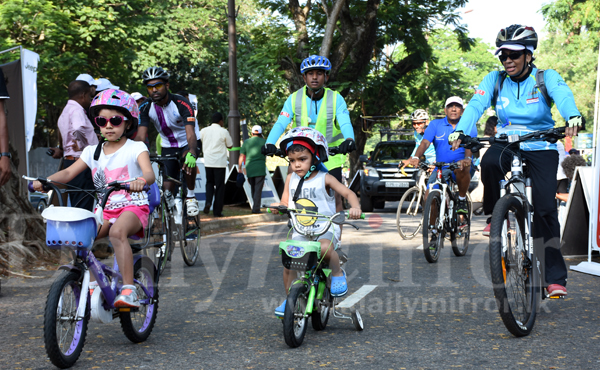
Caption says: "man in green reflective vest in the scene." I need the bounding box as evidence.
[264,55,356,213]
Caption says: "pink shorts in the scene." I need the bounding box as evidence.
[102,205,150,239]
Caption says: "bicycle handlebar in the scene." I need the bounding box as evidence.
[460,126,566,151]
[24,176,149,208]
[264,205,365,219]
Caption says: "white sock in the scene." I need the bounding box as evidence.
[459,195,466,200]
[187,189,195,198]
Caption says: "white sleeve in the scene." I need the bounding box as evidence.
[79,145,95,168]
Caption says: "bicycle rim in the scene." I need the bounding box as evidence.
[423,191,443,263]
[180,200,200,266]
[396,187,423,239]
[489,195,538,337]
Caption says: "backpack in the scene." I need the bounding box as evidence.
[491,69,552,108]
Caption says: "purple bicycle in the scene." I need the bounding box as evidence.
[25,176,159,369]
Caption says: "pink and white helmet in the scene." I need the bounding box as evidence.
[90,89,140,139]
[279,127,329,162]
[90,89,139,124]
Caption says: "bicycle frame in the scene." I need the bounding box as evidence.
[498,154,537,278]
[427,169,454,231]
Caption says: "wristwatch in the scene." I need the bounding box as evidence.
[0,152,11,159]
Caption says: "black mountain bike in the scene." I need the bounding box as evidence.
[461,126,566,337]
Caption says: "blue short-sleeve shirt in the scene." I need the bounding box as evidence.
[423,117,476,163]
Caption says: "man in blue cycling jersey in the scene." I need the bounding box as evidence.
[401,109,436,166]
[134,66,201,216]
[448,25,584,297]
[263,55,356,213]
[406,97,476,216]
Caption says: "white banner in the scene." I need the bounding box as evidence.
[21,48,39,152]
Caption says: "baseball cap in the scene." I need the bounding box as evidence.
[445,96,464,108]
[251,125,262,134]
[494,44,535,55]
[131,92,144,100]
[94,78,119,92]
[76,74,95,85]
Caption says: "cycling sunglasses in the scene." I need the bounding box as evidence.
[146,82,165,90]
[499,51,524,63]
[94,115,127,128]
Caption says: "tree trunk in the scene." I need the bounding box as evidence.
[0,144,54,275]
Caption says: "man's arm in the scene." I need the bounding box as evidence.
[0,100,10,186]
[185,125,198,156]
[135,103,151,142]
[266,95,294,144]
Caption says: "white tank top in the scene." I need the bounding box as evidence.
[289,170,336,216]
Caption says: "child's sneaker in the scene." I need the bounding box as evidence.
[331,270,348,297]
[114,285,140,308]
[483,223,491,237]
[274,300,286,318]
[88,281,99,297]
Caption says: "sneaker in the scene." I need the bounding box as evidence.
[114,285,140,308]
[275,300,286,318]
[156,244,166,258]
[186,198,199,216]
[88,281,99,297]
[547,284,567,298]
[483,223,491,237]
[457,199,469,214]
[331,270,348,297]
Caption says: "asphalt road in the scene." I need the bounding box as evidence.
[1,203,600,369]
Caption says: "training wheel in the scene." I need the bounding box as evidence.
[351,309,364,331]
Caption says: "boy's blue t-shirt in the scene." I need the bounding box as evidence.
[423,117,477,163]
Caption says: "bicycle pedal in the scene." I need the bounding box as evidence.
[116,307,139,313]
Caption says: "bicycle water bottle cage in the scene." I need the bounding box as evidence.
[42,207,98,249]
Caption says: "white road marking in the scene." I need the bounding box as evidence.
[336,284,378,309]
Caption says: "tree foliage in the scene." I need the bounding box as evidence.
[0,0,286,148]
[539,0,600,126]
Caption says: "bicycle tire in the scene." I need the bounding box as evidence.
[145,199,170,275]
[44,271,88,369]
[451,192,471,257]
[120,257,159,342]
[396,187,424,239]
[311,283,332,331]
[489,195,539,337]
[423,191,444,263]
[180,199,200,266]
[157,199,173,275]
[283,283,308,348]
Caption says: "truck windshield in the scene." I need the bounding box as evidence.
[372,143,415,163]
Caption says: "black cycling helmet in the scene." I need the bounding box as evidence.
[496,24,538,50]
[142,66,170,84]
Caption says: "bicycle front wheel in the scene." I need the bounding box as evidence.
[396,187,424,239]
[451,192,471,257]
[422,191,444,263]
[489,195,539,337]
[44,271,88,369]
[283,283,308,348]
[180,199,200,266]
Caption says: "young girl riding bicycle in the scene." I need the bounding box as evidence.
[270,127,361,317]
[33,89,155,308]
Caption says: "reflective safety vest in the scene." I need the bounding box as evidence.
[291,86,345,170]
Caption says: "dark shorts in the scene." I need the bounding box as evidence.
[162,145,188,181]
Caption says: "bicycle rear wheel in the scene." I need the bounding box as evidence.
[451,192,471,257]
[396,187,424,239]
[120,257,159,342]
[180,199,200,266]
[422,191,444,263]
[489,195,539,337]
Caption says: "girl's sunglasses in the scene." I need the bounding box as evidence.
[499,51,524,62]
[94,115,127,127]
